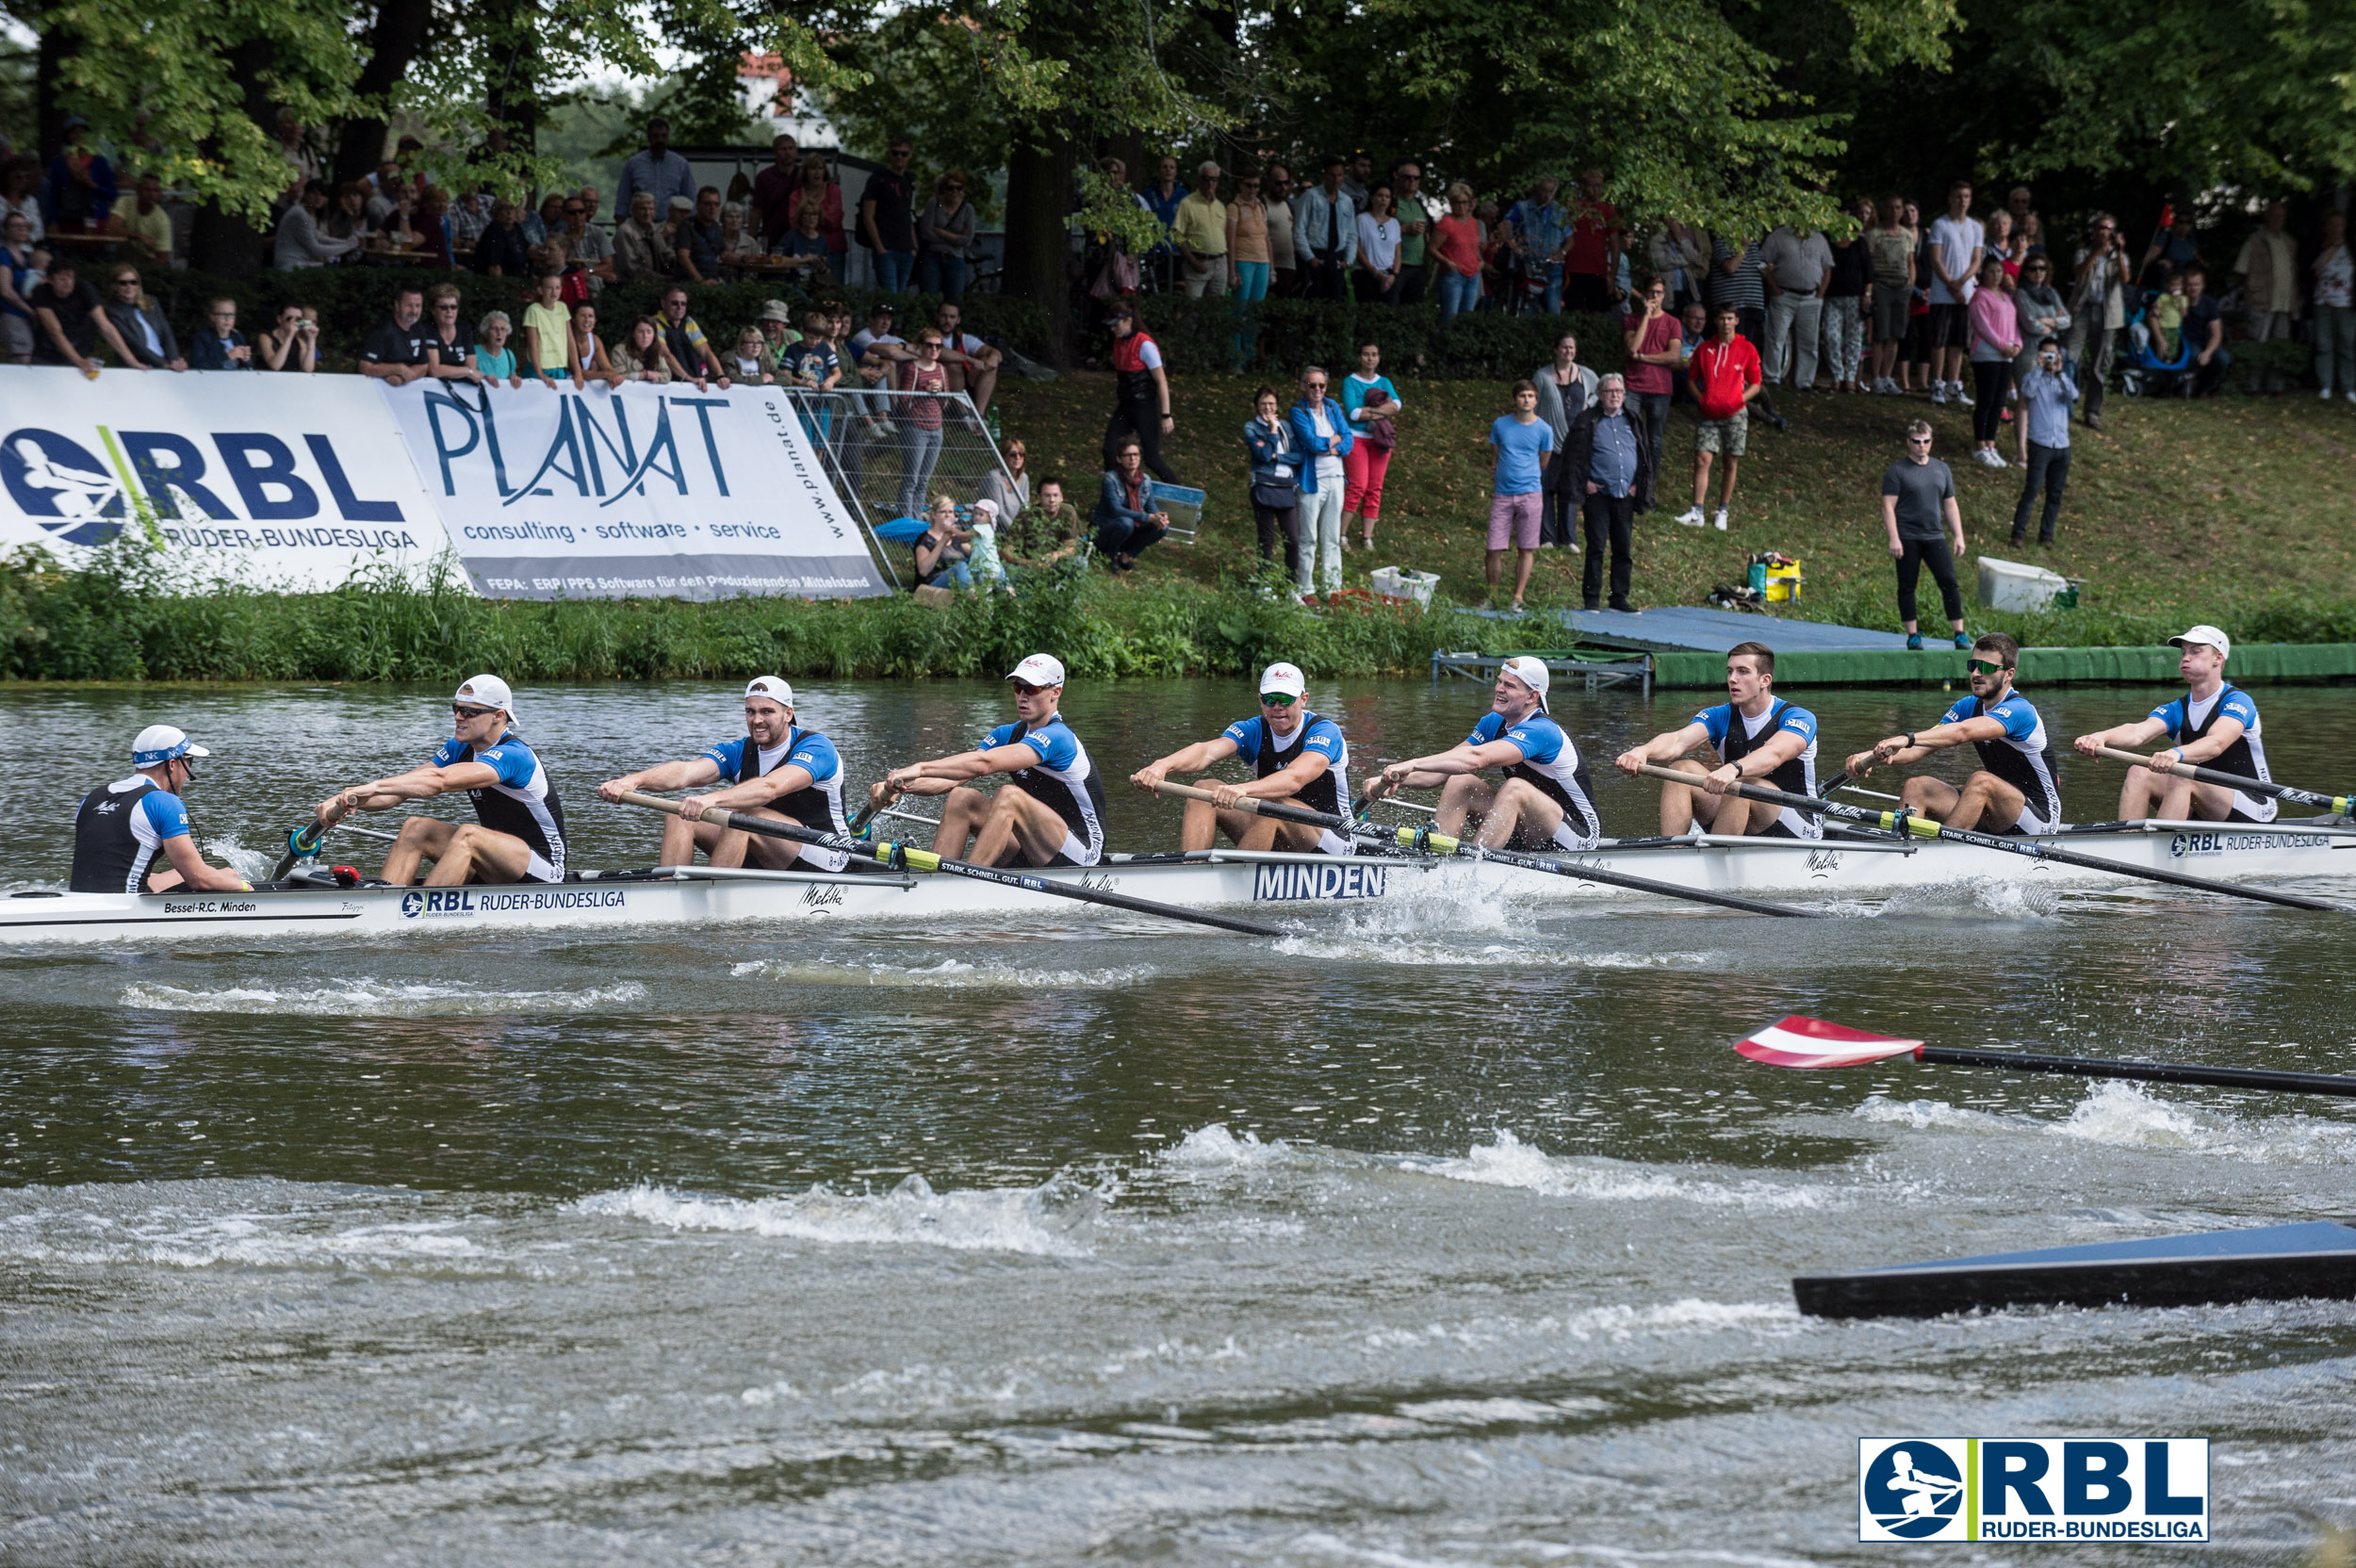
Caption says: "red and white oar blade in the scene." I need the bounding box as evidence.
[1735,1015,1922,1069]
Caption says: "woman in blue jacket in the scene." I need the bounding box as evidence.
[1241,384,1301,580]
[1092,437,1171,572]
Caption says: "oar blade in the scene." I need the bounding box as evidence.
[1735,1015,1922,1069]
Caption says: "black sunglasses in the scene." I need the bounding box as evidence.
[1967,659,2009,677]
[453,704,497,719]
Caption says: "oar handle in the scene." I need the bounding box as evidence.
[1153,779,1266,815]
[2088,744,2351,813]
[2092,743,2189,776]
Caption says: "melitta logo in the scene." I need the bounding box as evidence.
[3,423,407,547]
[1858,1438,2208,1542]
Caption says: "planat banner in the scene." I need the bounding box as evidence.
[378,379,889,600]
[0,367,449,589]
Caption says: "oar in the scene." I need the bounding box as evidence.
[614,790,1284,938]
[1153,781,1823,918]
[1634,762,2345,912]
[1735,1013,2356,1098]
[270,812,414,879]
[2087,744,2355,815]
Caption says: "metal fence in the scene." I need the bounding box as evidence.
[778,386,1017,591]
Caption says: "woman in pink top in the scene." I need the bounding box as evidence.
[1967,254,2021,466]
[1432,182,1483,320]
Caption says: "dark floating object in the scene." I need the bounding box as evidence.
[1795,1221,2356,1319]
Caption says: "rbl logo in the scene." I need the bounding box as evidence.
[2,425,404,547]
[1858,1438,2208,1543]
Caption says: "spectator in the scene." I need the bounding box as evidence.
[659,194,695,264]
[1709,230,1785,428]
[470,198,531,276]
[1094,438,1172,572]
[2066,212,2130,430]
[1103,302,1177,482]
[28,258,130,374]
[447,188,493,255]
[1294,156,1356,302]
[978,436,1031,522]
[1172,161,1228,297]
[1509,176,1568,314]
[716,200,761,272]
[1,155,45,243]
[379,187,423,253]
[2007,186,2037,246]
[790,155,846,268]
[1620,276,1680,508]
[1903,199,1934,392]
[915,171,975,300]
[609,315,670,384]
[1760,219,1832,393]
[1984,209,2020,286]
[1565,372,1649,612]
[2315,209,2354,402]
[1432,183,1482,320]
[749,134,800,249]
[254,303,319,373]
[932,301,1000,416]
[560,193,613,284]
[614,118,695,227]
[517,192,560,248]
[1263,165,1298,297]
[913,494,975,589]
[965,497,1012,592]
[1243,384,1301,581]
[421,286,481,384]
[777,199,838,286]
[727,326,772,384]
[1823,197,1873,393]
[106,268,188,372]
[1866,194,1916,394]
[2233,201,2300,390]
[777,308,840,391]
[655,286,727,389]
[1354,185,1402,303]
[749,300,796,380]
[2148,265,2188,359]
[1645,218,1710,313]
[2010,336,2078,547]
[321,181,376,249]
[357,285,433,385]
[859,140,918,292]
[2142,206,2201,289]
[45,116,116,230]
[2019,212,2046,256]
[1677,304,1761,531]
[2010,253,2070,421]
[894,328,951,517]
[188,298,249,371]
[275,179,358,270]
[1006,475,1084,573]
[1286,365,1353,598]
[1476,200,1511,308]
[465,310,515,387]
[105,172,172,262]
[614,190,666,282]
[1392,162,1433,304]
[275,109,319,204]
[365,156,404,226]
[2180,265,2227,397]
[1881,419,1969,650]
[520,270,578,387]
[413,187,454,267]
[1225,170,1270,300]
[674,186,726,283]
[1564,167,1622,312]
[1966,254,2019,465]
[1926,179,1984,407]
[0,212,38,363]
[1530,331,1596,549]
[1339,339,1399,552]
[1484,380,1553,613]
[1672,301,1709,404]
[1340,154,1374,208]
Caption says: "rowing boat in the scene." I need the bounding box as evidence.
[5,817,2351,944]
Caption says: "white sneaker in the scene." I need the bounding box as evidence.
[2322,385,2336,400]
[1929,383,1948,405]
[2346,389,2356,404]
[1955,382,1974,406]
[1675,505,1705,527]
[1712,509,1729,531]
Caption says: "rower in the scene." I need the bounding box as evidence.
[70,726,249,893]
[1843,632,2061,833]
[2073,623,2276,823]
[871,653,1109,867]
[596,677,851,870]
[1362,655,1600,851]
[318,675,568,886]
[1129,662,1355,854]
[1614,640,1822,838]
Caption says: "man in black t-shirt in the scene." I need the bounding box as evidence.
[358,286,433,386]
[859,140,918,292]
[2180,265,2228,397]
[471,199,532,276]
[1879,419,1970,650]
[28,259,136,374]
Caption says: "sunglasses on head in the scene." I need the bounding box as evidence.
[1967,659,2009,677]
[1260,692,1298,707]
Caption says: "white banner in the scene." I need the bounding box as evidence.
[378,379,889,600]
[0,367,448,589]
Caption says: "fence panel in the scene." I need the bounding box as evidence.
[778,386,1019,591]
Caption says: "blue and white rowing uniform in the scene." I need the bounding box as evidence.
[70,776,193,893]
[983,714,1108,866]
[1693,698,1822,839]
[431,730,566,881]
[1467,709,1601,851]
[1937,687,2062,834]
[2151,685,2275,822]
[1221,710,1354,855]
[701,725,852,871]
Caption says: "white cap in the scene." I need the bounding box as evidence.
[1498,655,1551,709]
[1258,662,1307,699]
[744,676,795,708]
[131,724,210,767]
[1006,653,1066,688]
[2168,625,2231,661]
[971,497,999,516]
[450,674,515,714]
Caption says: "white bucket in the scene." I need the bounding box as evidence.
[1370,566,1439,608]
[1976,555,2070,612]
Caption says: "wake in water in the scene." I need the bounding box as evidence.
[574,1171,1108,1257]
[120,978,650,1016]
[1857,1079,2356,1166]
[1391,1128,1830,1210]
[730,957,1153,989]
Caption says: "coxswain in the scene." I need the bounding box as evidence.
[2073,624,2276,822]
[317,675,568,885]
[1128,662,1355,853]
[1361,656,1600,851]
[870,653,1110,867]
[1842,632,2061,833]
[1614,641,1822,837]
[596,677,852,869]
[70,726,249,893]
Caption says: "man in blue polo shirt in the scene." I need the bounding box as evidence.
[2074,624,2276,823]
[1130,662,1355,854]
[70,726,251,894]
[874,653,1110,867]
[597,677,850,869]
[1845,632,2062,833]
[1364,656,1600,851]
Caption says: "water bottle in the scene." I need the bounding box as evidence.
[987,404,1003,440]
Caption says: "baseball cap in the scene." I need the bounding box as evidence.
[745,676,794,707]
[1498,655,1551,709]
[450,674,515,713]
[131,725,210,767]
[1259,662,1307,700]
[2168,625,2231,661]
[1006,653,1066,688]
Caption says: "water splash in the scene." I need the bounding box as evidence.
[1396,1130,1826,1209]
[730,957,1153,989]
[121,978,649,1016]
[574,1172,1103,1257]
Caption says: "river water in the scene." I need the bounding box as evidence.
[4,676,2355,1564]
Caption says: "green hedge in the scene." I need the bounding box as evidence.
[1123,295,1630,379]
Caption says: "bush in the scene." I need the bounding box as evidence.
[1123,294,1628,380]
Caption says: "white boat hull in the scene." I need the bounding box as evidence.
[4,823,2349,946]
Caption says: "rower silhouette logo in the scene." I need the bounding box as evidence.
[400,891,424,918]
[1860,1441,1966,1539]
[3,430,126,547]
